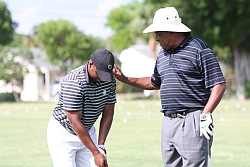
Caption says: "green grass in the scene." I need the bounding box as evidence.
[0,98,249,167]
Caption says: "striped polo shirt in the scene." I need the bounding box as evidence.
[52,63,116,135]
[151,33,226,114]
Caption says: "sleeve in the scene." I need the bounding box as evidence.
[151,59,161,87]
[197,48,226,89]
[61,80,84,111]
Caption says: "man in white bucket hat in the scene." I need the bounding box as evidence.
[113,7,226,167]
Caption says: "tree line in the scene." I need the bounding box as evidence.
[0,0,250,100]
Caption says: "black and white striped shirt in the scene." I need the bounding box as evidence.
[52,63,116,135]
[152,33,226,114]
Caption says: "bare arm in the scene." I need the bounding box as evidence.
[65,111,107,167]
[113,64,159,90]
[202,83,227,114]
[98,104,115,145]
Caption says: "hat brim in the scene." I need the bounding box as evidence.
[143,23,191,33]
[96,68,114,82]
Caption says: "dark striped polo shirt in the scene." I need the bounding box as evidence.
[151,33,226,114]
[52,63,116,135]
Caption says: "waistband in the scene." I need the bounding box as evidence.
[164,109,199,118]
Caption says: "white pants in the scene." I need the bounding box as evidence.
[47,116,98,167]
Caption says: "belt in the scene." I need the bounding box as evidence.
[164,109,197,118]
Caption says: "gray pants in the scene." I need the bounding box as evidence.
[161,110,213,167]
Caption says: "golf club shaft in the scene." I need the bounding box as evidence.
[207,139,212,167]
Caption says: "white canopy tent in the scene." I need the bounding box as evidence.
[118,44,160,97]
[119,45,155,77]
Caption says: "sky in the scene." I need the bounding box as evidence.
[3,0,137,39]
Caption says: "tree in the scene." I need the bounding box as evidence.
[105,2,141,52]
[105,2,162,57]
[0,46,32,102]
[0,2,17,45]
[36,19,104,74]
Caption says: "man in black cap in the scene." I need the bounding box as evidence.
[47,49,116,167]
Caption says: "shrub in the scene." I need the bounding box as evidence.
[0,93,15,102]
[244,81,250,99]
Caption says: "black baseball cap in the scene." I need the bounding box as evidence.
[90,49,115,82]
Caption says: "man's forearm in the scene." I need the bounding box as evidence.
[203,83,227,114]
[98,110,114,145]
[71,120,99,154]
[113,65,158,90]
[98,115,113,145]
[125,77,157,90]
[66,110,99,154]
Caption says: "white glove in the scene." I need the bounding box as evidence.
[98,144,107,157]
[200,113,214,140]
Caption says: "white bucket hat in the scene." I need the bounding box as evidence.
[143,7,191,33]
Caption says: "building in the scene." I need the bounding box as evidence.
[118,43,160,97]
[0,48,60,101]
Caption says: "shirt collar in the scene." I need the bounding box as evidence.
[84,62,91,83]
[178,32,192,48]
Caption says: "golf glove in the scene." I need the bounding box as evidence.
[200,113,214,140]
[98,144,107,157]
